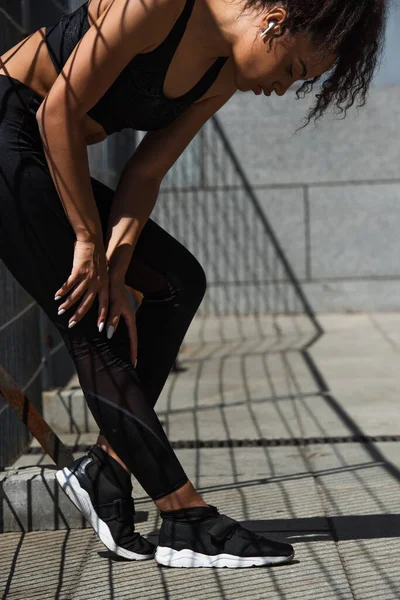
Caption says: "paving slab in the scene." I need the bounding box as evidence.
[295,385,400,438]
[298,442,400,600]
[306,314,400,439]
[72,539,353,600]
[335,539,400,600]
[0,530,94,600]
[182,314,317,354]
[303,443,400,519]
[369,312,400,350]
[374,442,400,470]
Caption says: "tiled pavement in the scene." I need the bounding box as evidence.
[1,313,399,599]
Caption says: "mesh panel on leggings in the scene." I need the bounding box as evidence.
[63,331,189,500]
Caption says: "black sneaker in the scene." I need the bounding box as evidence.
[155,505,294,568]
[56,446,155,560]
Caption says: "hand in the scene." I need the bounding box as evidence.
[107,279,138,365]
[55,240,109,330]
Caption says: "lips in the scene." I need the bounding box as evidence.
[254,85,272,97]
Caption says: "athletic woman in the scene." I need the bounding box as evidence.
[0,0,386,568]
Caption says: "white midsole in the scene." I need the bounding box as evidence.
[155,546,294,568]
[56,467,153,561]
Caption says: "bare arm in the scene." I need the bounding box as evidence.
[35,0,183,327]
[37,111,101,244]
[37,0,181,243]
[105,92,234,282]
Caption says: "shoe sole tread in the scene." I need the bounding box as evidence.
[155,546,295,568]
[56,467,154,561]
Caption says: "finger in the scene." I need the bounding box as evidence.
[54,273,82,301]
[106,311,120,340]
[97,285,109,333]
[57,280,88,314]
[68,290,96,327]
[124,310,138,365]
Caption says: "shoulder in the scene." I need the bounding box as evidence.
[90,0,187,51]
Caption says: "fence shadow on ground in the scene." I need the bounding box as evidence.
[0,5,398,594]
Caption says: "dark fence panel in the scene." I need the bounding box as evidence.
[0,264,43,466]
[0,0,75,467]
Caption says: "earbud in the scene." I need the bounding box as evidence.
[260,21,277,38]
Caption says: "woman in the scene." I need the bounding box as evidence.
[0,0,386,568]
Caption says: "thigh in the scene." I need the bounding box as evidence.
[0,126,113,330]
[127,218,206,298]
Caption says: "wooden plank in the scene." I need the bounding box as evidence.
[0,364,74,468]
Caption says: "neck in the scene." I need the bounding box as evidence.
[199,0,242,57]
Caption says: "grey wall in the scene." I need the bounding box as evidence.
[217,2,400,312]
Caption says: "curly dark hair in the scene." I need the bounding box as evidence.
[244,0,388,123]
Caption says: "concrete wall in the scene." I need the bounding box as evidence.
[217,0,400,313]
[91,84,400,314]
[217,84,400,312]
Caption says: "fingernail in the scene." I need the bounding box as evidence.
[107,325,114,339]
[58,309,65,316]
[54,296,61,301]
[68,321,77,329]
[134,359,138,369]
[98,322,105,333]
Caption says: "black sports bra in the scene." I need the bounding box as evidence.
[45,0,228,135]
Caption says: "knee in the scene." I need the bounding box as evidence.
[171,253,207,310]
[188,259,207,307]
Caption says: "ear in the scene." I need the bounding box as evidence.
[260,7,288,38]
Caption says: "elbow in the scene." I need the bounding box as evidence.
[36,99,57,131]
[36,100,81,138]
[36,109,83,149]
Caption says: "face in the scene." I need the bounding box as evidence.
[233,9,336,97]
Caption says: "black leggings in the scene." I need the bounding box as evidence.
[0,75,205,500]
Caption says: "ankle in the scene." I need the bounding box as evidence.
[155,481,208,512]
[96,436,131,475]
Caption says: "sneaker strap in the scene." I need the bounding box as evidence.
[160,504,219,522]
[94,497,135,524]
[207,514,238,541]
